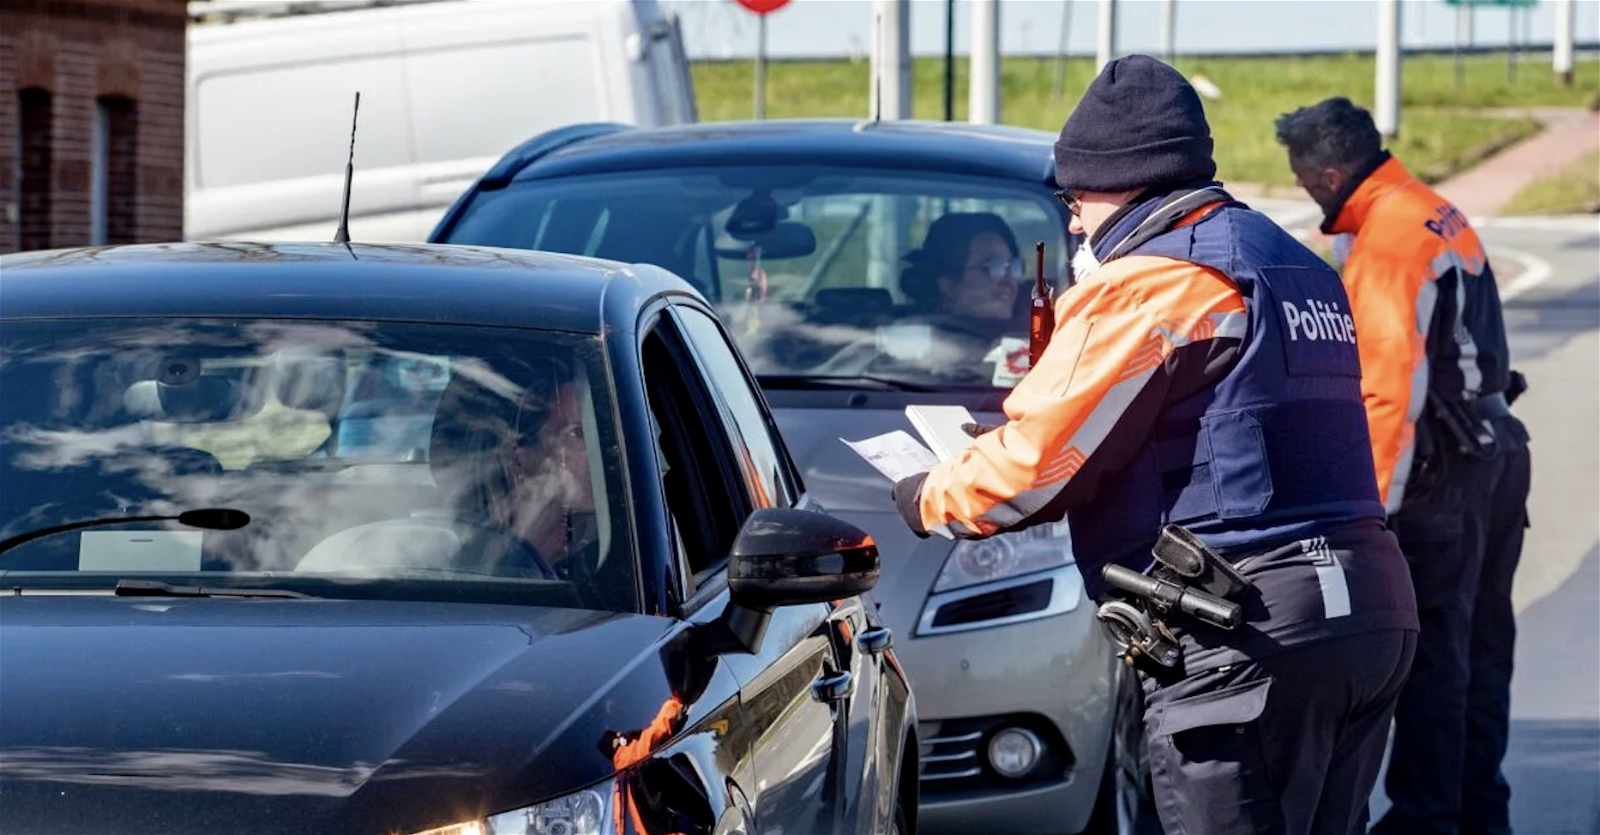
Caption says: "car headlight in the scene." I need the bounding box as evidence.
[931,519,1074,593]
[410,785,613,835]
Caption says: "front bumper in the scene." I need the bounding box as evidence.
[879,562,1121,835]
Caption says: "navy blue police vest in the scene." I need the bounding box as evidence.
[1073,200,1386,586]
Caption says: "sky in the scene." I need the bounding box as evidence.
[662,0,1600,60]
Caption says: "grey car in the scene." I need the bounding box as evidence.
[430,119,1152,834]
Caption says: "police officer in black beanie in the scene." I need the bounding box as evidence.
[892,55,1418,834]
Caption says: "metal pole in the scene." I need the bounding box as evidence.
[970,0,1000,125]
[944,0,955,120]
[1375,0,1401,139]
[1096,0,1117,71]
[1161,0,1176,64]
[872,0,911,120]
[1052,0,1075,101]
[1507,5,1518,86]
[1554,0,1575,86]
[754,13,767,119]
[1455,3,1467,89]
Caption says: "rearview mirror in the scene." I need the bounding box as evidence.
[716,221,818,261]
[728,508,879,609]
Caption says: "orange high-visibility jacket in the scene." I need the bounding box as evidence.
[915,206,1246,538]
[1326,155,1512,512]
[610,696,687,835]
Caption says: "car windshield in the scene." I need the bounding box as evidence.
[440,166,1072,390]
[0,318,636,612]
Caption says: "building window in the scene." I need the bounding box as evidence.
[19,87,52,252]
[92,96,138,245]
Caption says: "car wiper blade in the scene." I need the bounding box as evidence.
[758,374,942,393]
[0,508,251,558]
[113,579,313,600]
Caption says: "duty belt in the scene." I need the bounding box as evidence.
[1095,525,1256,676]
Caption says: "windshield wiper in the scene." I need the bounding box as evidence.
[0,508,251,558]
[113,579,312,600]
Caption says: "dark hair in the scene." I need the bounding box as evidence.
[1274,97,1384,174]
[900,213,1020,310]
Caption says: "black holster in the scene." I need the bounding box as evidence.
[1095,525,1255,677]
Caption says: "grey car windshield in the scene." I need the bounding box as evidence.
[443,167,1072,389]
[0,318,635,612]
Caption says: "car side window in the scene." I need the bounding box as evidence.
[672,306,795,509]
[640,316,751,588]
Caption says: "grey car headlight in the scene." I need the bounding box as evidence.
[409,784,613,835]
[932,519,1074,593]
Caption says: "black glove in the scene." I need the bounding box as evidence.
[961,421,1003,438]
[891,471,931,539]
[1506,369,1528,406]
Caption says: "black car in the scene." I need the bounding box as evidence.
[429,120,1151,835]
[0,242,916,835]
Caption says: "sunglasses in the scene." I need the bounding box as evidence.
[965,255,1024,281]
[1053,189,1083,217]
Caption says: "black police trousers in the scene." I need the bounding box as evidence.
[1140,629,1417,834]
[1373,444,1533,835]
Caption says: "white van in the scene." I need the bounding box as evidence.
[185,0,697,243]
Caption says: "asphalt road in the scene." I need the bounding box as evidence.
[1254,201,1600,835]
[1473,217,1600,835]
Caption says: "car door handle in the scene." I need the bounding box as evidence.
[857,626,893,655]
[810,668,854,704]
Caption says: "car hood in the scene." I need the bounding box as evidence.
[771,405,992,625]
[0,596,685,835]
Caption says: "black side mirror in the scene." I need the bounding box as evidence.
[728,508,879,609]
[712,508,879,655]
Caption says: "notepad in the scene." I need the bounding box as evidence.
[904,404,977,461]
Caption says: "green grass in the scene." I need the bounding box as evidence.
[693,52,1599,187]
[1502,150,1600,215]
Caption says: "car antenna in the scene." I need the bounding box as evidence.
[333,91,360,248]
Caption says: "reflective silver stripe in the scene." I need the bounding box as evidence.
[1388,277,1439,512]
[1213,310,1249,340]
[1432,250,1486,397]
[980,362,1159,528]
[977,312,1247,529]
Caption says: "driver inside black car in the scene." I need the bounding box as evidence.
[389,360,598,581]
[504,373,597,574]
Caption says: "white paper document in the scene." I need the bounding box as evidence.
[841,431,941,483]
[904,404,977,460]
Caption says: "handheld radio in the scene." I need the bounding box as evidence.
[1028,241,1054,368]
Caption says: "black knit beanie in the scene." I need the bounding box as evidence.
[1054,54,1216,193]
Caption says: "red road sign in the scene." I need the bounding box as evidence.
[733,0,792,14]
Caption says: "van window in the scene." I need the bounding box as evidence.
[406,37,604,166]
[194,59,411,190]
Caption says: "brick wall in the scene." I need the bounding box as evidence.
[0,0,187,253]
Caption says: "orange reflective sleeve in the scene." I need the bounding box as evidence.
[916,257,1247,537]
[1342,243,1434,512]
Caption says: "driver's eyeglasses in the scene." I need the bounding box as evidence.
[1054,189,1083,217]
[965,255,1024,281]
